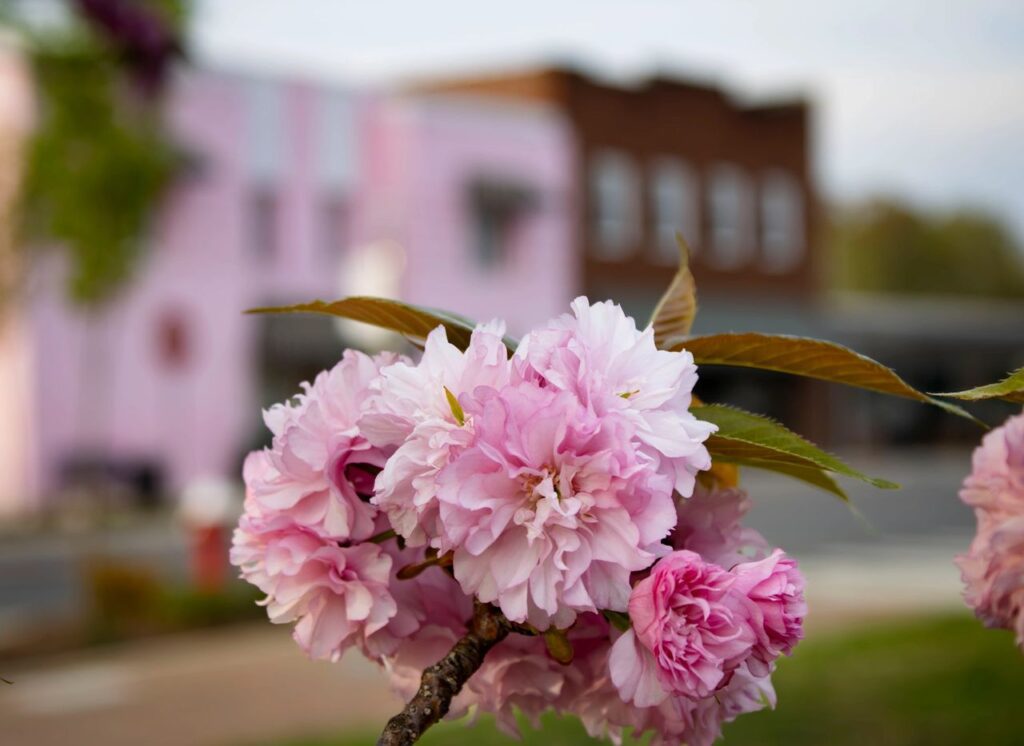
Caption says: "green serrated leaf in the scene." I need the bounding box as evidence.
[649,234,698,349]
[934,366,1024,405]
[713,458,849,501]
[444,386,465,426]
[247,296,519,353]
[677,332,982,426]
[695,404,898,490]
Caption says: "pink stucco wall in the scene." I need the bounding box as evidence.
[27,70,264,502]
[361,95,577,338]
[1,67,577,513]
[0,44,35,514]
[0,312,34,515]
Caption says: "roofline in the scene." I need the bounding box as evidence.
[408,61,811,113]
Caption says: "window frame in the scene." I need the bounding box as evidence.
[649,156,700,264]
[707,162,754,269]
[589,149,641,260]
[759,169,805,273]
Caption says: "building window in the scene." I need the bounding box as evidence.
[708,163,753,269]
[317,91,357,192]
[320,196,348,261]
[248,188,278,260]
[467,178,536,270]
[760,170,805,273]
[245,79,285,184]
[650,158,699,263]
[589,149,639,259]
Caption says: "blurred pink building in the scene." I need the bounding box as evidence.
[0,44,34,516]
[0,65,576,514]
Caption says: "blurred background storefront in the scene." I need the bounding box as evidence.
[4,52,1021,518]
[1,2,1023,745]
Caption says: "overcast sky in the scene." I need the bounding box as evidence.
[192,0,1024,239]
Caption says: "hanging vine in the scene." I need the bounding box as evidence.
[12,0,187,306]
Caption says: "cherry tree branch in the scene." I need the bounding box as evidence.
[376,602,528,746]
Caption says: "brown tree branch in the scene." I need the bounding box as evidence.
[376,602,527,746]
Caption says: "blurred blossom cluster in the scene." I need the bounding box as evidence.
[230,297,805,744]
[957,411,1024,651]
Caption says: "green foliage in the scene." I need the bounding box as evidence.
[158,583,265,629]
[10,3,183,307]
[723,614,1024,746]
[86,558,164,637]
[85,559,263,643]
[936,366,1024,405]
[744,460,848,500]
[831,198,1024,299]
[21,43,177,305]
[695,403,898,493]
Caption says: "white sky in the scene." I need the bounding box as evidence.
[192,0,1024,239]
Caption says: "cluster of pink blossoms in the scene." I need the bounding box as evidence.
[957,411,1024,652]
[232,298,806,745]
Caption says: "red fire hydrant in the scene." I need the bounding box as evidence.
[178,477,240,593]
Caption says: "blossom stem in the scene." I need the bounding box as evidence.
[368,529,397,544]
[376,602,518,746]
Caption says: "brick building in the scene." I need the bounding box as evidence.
[422,66,827,437]
[423,66,1024,447]
[420,66,818,316]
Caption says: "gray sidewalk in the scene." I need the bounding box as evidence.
[1,624,400,746]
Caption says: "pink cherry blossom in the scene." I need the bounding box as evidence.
[366,321,512,545]
[611,549,756,705]
[958,516,1024,650]
[671,482,771,567]
[435,382,676,629]
[731,549,807,672]
[230,512,397,661]
[515,297,716,497]
[957,411,1024,651]
[568,624,774,746]
[466,633,571,736]
[246,350,401,542]
[685,662,777,746]
[227,298,810,740]
[375,557,482,719]
[377,558,584,733]
[960,411,1024,523]
[630,662,775,746]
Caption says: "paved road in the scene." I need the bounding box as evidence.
[741,446,975,554]
[0,624,400,746]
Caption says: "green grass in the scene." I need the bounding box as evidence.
[270,614,1024,746]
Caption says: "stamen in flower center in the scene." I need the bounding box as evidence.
[521,468,559,505]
